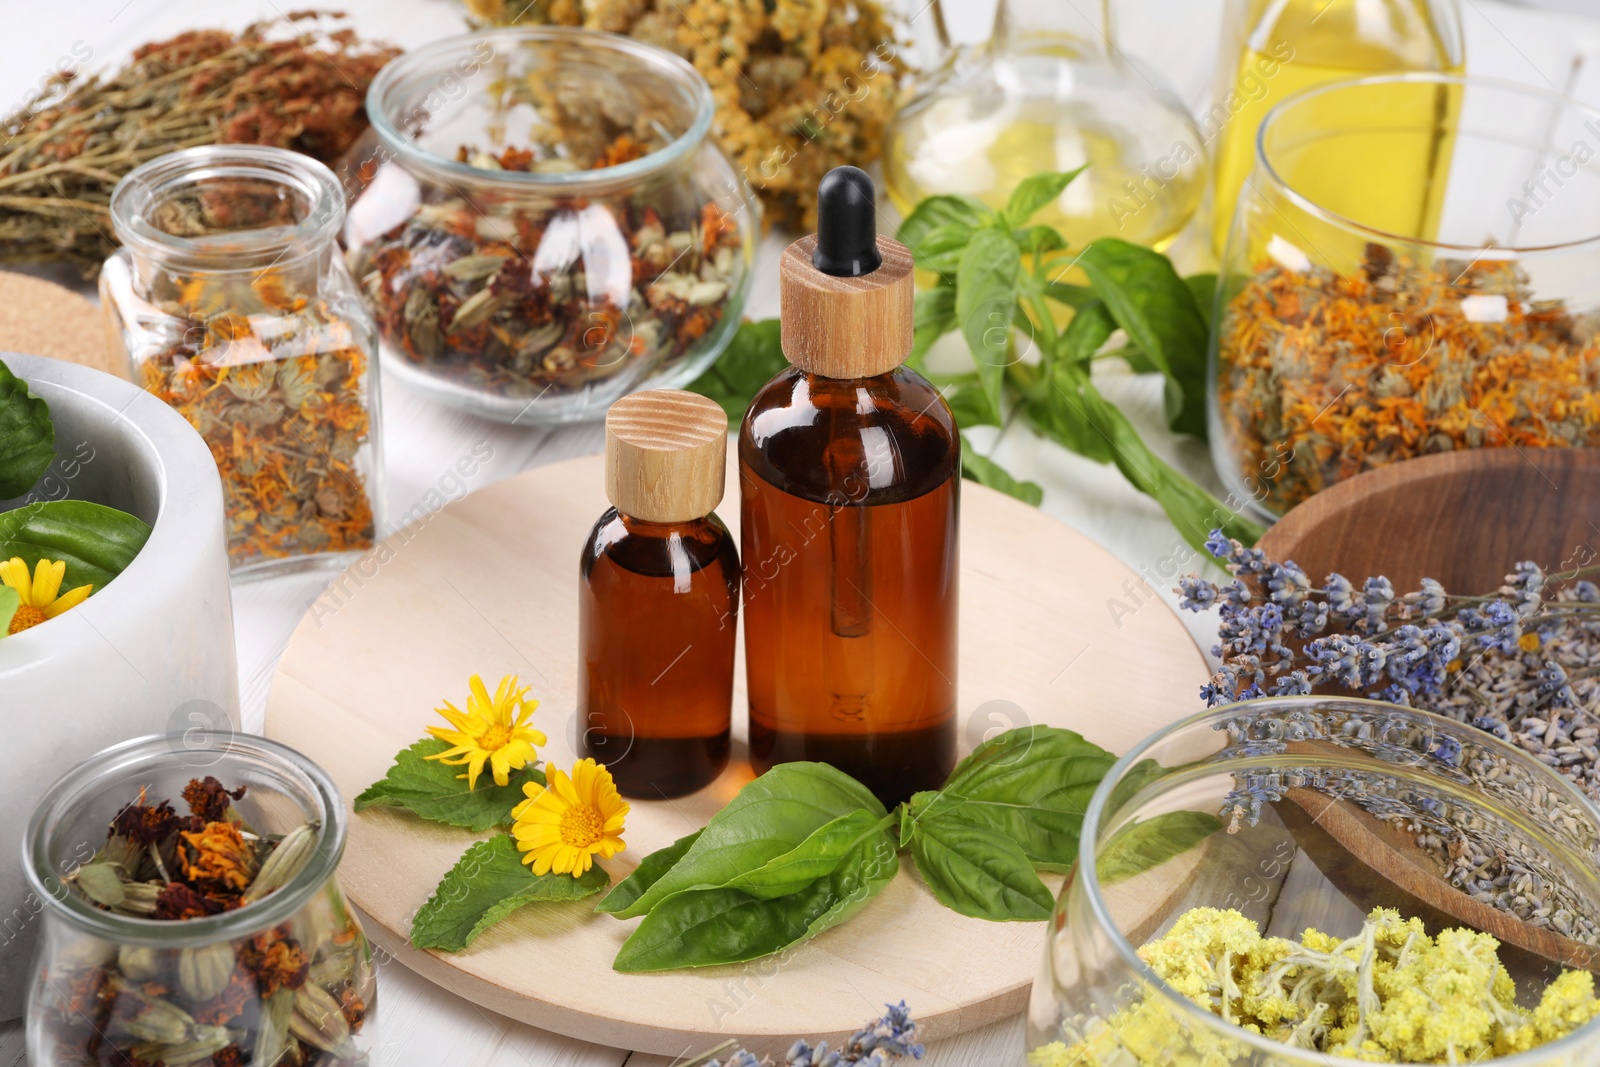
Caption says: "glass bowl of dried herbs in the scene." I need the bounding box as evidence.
[23,732,375,1067]
[1028,698,1600,1067]
[346,27,758,424]
[1210,74,1600,522]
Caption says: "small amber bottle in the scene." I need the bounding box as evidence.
[578,389,739,798]
[740,167,960,806]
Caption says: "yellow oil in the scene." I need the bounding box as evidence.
[885,90,1207,256]
[1210,0,1463,255]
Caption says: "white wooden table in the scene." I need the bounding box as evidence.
[3,1,1597,1063]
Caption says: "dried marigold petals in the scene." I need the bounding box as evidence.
[1217,251,1600,515]
[182,777,247,822]
[180,821,257,893]
[239,929,311,996]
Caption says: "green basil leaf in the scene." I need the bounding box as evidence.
[912,223,981,276]
[595,828,703,915]
[1096,811,1222,885]
[944,385,1002,429]
[608,762,885,919]
[1037,358,1263,550]
[0,585,16,636]
[912,725,1115,871]
[1002,167,1087,228]
[355,738,545,832]
[955,228,1021,425]
[724,810,893,900]
[1078,238,1209,438]
[897,193,993,261]
[0,500,152,589]
[1185,272,1219,331]
[960,437,1043,506]
[1013,224,1067,258]
[910,285,958,369]
[685,318,785,421]
[1043,282,1096,310]
[411,835,608,952]
[613,825,899,971]
[909,814,1053,922]
[0,358,54,499]
[1058,299,1117,367]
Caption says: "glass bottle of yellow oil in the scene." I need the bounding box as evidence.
[1209,0,1464,255]
[884,0,1207,254]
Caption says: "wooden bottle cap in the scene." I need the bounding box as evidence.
[604,389,728,522]
[779,233,915,378]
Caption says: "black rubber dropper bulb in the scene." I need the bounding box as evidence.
[812,166,882,278]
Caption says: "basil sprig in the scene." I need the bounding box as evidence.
[685,171,1264,549]
[599,726,1219,970]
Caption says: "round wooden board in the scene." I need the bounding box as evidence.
[266,452,1210,1057]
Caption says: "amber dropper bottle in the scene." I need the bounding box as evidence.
[578,389,740,799]
[740,166,960,807]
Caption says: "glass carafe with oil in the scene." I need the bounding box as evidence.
[884,0,1207,252]
[1209,0,1464,254]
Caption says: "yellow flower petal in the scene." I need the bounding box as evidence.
[30,559,64,606]
[1,557,31,603]
[41,584,91,618]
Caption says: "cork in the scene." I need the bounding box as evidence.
[0,271,126,379]
[779,233,915,379]
[604,389,728,522]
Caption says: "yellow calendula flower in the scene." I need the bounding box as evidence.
[424,674,547,790]
[0,556,92,635]
[512,758,628,877]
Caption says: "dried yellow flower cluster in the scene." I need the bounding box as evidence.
[1032,908,1600,1065]
[464,0,905,229]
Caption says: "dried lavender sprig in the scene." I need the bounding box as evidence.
[697,1004,925,1067]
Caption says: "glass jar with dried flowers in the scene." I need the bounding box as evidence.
[344,28,757,424]
[101,145,384,578]
[1212,75,1600,521]
[24,733,376,1067]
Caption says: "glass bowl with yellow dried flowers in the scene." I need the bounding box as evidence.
[1028,697,1600,1067]
[345,27,757,424]
[1211,75,1600,522]
[24,732,375,1067]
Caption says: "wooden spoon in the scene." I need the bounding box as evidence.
[1259,448,1600,974]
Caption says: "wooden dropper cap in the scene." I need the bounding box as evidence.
[780,167,915,379]
[605,389,728,522]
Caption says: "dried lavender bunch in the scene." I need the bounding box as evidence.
[691,1003,924,1067]
[1178,530,1600,798]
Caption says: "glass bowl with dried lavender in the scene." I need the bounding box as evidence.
[101,145,384,578]
[24,732,375,1067]
[1210,75,1600,521]
[1026,698,1600,1067]
[345,27,757,424]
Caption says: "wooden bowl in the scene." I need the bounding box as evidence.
[1258,448,1600,592]
[1257,448,1600,976]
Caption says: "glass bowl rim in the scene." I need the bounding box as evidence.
[365,26,717,190]
[23,731,347,948]
[1073,694,1600,1066]
[109,144,345,267]
[1255,71,1600,255]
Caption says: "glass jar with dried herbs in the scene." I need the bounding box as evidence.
[101,145,384,577]
[344,28,757,424]
[24,733,376,1067]
[1212,75,1600,521]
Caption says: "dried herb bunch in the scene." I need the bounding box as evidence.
[105,250,377,567]
[348,148,743,400]
[0,13,399,275]
[462,0,905,229]
[42,777,373,1067]
[1217,249,1600,515]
